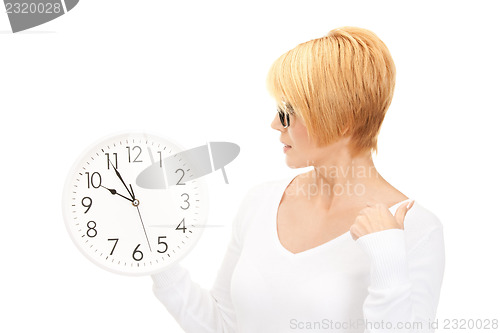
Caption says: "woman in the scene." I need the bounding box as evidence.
[151,26,445,333]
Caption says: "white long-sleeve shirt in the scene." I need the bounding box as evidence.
[151,175,445,332]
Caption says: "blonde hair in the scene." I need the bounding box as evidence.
[266,26,396,156]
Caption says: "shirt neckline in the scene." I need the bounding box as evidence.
[273,173,413,258]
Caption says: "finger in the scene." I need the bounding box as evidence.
[355,215,368,224]
[350,224,360,241]
[358,207,369,216]
[394,200,413,227]
[406,199,415,210]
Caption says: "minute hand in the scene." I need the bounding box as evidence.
[110,162,134,199]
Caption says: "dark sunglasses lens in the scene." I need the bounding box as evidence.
[278,110,285,126]
[278,110,290,127]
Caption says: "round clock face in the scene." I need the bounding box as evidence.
[62,132,209,276]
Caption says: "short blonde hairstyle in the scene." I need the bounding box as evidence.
[266,26,396,156]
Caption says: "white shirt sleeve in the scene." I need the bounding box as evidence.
[355,226,445,333]
[150,187,257,333]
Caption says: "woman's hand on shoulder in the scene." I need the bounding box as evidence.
[349,200,415,241]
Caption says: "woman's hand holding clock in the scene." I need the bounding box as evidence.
[349,200,415,241]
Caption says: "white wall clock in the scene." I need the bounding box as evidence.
[62,132,210,276]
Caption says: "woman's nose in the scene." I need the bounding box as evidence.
[271,112,284,131]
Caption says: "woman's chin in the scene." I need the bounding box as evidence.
[284,156,307,169]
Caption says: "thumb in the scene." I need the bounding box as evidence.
[395,200,414,227]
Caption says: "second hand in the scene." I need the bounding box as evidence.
[136,205,152,252]
[130,184,152,252]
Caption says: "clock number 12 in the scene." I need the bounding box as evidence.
[126,146,143,163]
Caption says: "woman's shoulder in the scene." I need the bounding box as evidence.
[403,201,444,246]
[406,201,442,228]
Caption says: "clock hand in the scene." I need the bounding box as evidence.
[110,161,135,200]
[130,183,136,200]
[129,184,151,252]
[136,205,152,252]
[99,185,133,203]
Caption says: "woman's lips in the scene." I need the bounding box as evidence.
[281,141,291,152]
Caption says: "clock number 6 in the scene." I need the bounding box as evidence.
[133,244,143,261]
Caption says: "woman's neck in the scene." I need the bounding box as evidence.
[306,150,387,211]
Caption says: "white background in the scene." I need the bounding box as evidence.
[1,0,499,332]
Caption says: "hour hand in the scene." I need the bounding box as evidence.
[110,161,135,199]
[100,185,133,203]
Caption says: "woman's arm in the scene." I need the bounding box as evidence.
[355,225,445,333]
[150,187,257,333]
[151,236,240,332]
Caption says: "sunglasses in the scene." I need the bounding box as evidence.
[277,103,294,128]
